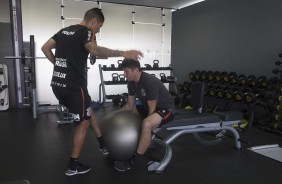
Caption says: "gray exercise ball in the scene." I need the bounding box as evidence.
[102,110,141,161]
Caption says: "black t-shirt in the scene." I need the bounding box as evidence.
[51,25,93,90]
[127,72,176,112]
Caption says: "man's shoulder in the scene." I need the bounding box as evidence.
[141,72,160,82]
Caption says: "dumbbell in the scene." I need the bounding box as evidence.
[208,85,221,97]
[216,88,224,99]
[244,90,265,104]
[177,84,185,93]
[221,72,229,83]
[188,72,196,81]
[194,70,201,81]
[183,81,192,93]
[200,71,207,81]
[238,74,247,86]
[257,76,268,88]
[214,71,222,83]
[224,89,235,100]
[228,72,238,84]
[275,60,282,66]
[247,75,257,87]
[207,71,214,82]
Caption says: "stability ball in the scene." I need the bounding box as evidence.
[102,110,141,161]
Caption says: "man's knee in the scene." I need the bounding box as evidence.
[142,119,159,132]
[77,119,90,129]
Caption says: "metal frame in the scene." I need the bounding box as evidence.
[148,117,242,173]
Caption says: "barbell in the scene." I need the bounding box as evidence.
[5,55,98,65]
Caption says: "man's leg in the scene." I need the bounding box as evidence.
[65,119,91,176]
[89,108,109,155]
[71,120,90,158]
[114,113,162,172]
[136,113,162,154]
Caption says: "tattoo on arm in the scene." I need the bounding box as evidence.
[85,42,124,58]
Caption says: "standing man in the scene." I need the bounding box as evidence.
[41,8,143,176]
[114,59,175,171]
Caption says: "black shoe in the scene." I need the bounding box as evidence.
[99,147,109,155]
[114,160,132,172]
[65,162,91,176]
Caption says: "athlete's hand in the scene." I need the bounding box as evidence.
[123,50,143,61]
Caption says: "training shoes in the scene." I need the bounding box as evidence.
[99,147,109,155]
[65,162,91,176]
[114,160,132,172]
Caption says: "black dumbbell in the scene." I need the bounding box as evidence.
[207,71,214,82]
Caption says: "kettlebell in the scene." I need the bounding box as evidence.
[145,64,152,69]
[112,73,119,82]
[160,73,166,82]
[119,74,126,82]
[153,60,159,68]
[117,60,123,68]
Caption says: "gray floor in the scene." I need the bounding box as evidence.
[0,103,282,184]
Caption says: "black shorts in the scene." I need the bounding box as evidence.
[52,86,91,124]
[136,105,175,126]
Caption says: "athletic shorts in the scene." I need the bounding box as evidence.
[52,86,91,125]
[136,105,175,126]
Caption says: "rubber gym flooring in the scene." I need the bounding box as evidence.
[0,103,282,184]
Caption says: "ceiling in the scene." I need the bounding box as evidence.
[81,0,205,10]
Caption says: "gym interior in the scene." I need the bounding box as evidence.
[1,0,282,183]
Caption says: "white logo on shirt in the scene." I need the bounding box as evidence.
[86,107,91,117]
[55,60,67,68]
[87,31,92,41]
[53,71,67,78]
[141,88,146,97]
[72,114,80,121]
[62,31,75,35]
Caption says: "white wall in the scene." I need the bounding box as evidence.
[21,0,172,104]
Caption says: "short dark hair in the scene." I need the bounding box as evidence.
[121,59,141,70]
[84,8,104,22]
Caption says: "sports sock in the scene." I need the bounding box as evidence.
[97,136,105,149]
[69,157,79,170]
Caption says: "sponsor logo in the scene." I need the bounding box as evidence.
[87,31,92,41]
[53,71,67,78]
[51,81,66,88]
[62,31,75,35]
[71,113,80,121]
[141,88,146,97]
[55,58,67,68]
[86,107,91,117]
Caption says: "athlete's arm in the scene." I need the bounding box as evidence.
[123,95,138,113]
[84,41,143,61]
[41,38,56,64]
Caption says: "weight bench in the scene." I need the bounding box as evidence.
[148,111,243,173]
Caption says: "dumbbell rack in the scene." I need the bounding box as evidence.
[98,64,175,104]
